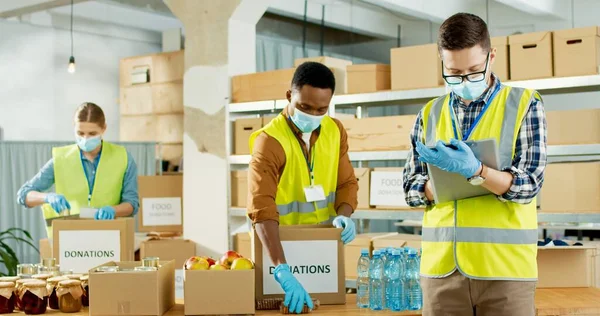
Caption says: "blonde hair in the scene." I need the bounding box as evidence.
[74,102,106,127]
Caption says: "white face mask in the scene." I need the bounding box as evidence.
[290,108,325,133]
[75,135,102,152]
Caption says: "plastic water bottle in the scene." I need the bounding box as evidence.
[369,250,385,310]
[356,249,370,308]
[386,250,404,311]
[383,250,392,310]
[406,252,423,310]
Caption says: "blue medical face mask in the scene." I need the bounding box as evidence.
[290,108,325,133]
[76,135,102,152]
[449,79,489,101]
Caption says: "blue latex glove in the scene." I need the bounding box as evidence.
[44,193,70,214]
[332,215,356,244]
[94,206,116,220]
[274,264,314,314]
[416,138,481,178]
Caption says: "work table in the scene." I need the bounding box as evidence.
[20,288,600,315]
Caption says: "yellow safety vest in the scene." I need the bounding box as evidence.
[43,142,127,236]
[249,114,340,225]
[420,86,539,280]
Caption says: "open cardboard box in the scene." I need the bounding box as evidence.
[253,225,345,305]
[184,269,255,315]
[88,260,175,316]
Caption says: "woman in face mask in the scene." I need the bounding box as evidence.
[17,102,139,237]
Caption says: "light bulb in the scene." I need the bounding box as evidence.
[68,56,76,74]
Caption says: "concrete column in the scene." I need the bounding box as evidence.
[164,0,270,257]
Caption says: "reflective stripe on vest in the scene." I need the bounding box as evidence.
[420,85,539,281]
[249,114,340,225]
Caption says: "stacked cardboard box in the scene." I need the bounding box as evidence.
[354,168,371,209]
[391,43,443,90]
[537,246,597,288]
[295,56,352,94]
[119,50,184,169]
[491,36,509,81]
[231,68,295,103]
[340,115,416,152]
[553,26,600,77]
[347,64,391,94]
[540,162,600,213]
[546,109,600,145]
[509,31,554,80]
[234,232,252,259]
[370,168,410,210]
[231,171,248,207]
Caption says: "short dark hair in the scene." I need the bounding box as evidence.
[291,62,336,93]
[438,13,490,53]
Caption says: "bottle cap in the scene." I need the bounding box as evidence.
[408,253,417,258]
[392,250,402,256]
[373,250,380,256]
[360,249,369,255]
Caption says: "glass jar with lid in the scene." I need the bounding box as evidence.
[0,281,16,314]
[134,266,157,272]
[20,280,48,315]
[142,257,160,268]
[41,258,56,268]
[57,280,83,313]
[17,264,38,278]
[96,266,119,273]
[15,279,38,311]
[80,275,89,307]
[46,276,68,310]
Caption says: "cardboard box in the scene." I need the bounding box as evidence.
[355,168,371,209]
[509,31,553,80]
[119,114,183,143]
[347,64,391,94]
[391,44,443,90]
[184,269,255,315]
[120,50,184,87]
[231,171,248,207]
[89,260,175,316]
[234,117,262,155]
[294,56,352,94]
[140,239,195,300]
[120,82,183,115]
[537,246,596,288]
[253,225,345,305]
[39,238,52,260]
[231,68,295,103]
[345,233,397,279]
[341,115,416,152]
[234,232,252,261]
[138,175,183,233]
[540,162,600,213]
[372,234,408,250]
[53,218,135,273]
[547,109,600,145]
[583,241,600,288]
[370,168,410,209]
[554,26,600,77]
[491,36,509,81]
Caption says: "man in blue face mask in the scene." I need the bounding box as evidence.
[247,62,359,314]
[403,13,547,316]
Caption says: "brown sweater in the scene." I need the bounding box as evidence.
[247,107,358,223]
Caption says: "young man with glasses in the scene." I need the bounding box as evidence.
[403,13,547,316]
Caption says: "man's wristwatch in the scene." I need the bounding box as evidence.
[468,163,487,186]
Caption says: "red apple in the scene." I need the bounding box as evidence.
[219,251,242,269]
[231,258,254,270]
[184,256,210,270]
[200,256,216,266]
[209,264,228,271]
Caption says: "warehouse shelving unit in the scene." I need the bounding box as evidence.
[228,75,600,224]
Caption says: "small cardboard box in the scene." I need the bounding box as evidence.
[370,168,410,209]
[553,26,600,77]
[509,31,554,80]
[39,238,52,260]
[138,175,183,233]
[294,56,352,94]
[491,36,509,81]
[345,233,397,279]
[89,260,175,316]
[53,218,135,273]
[234,117,262,155]
[231,68,295,103]
[231,170,249,207]
[547,109,600,145]
[120,82,183,116]
[119,114,183,143]
[355,168,371,209]
[140,239,195,300]
[184,269,255,315]
[341,115,416,152]
[540,162,600,213]
[391,44,443,90]
[537,246,596,288]
[253,225,345,305]
[119,50,184,87]
[234,232,252,259]
[347,64,391,94]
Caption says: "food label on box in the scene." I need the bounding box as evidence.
[263,240,338,294]
[59,230,121,273]
[370,171,408,207]
[175,269,184,299]
[142,197,182,226]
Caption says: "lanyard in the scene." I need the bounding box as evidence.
[80,152,100,206]
[304,147,316,186]
[449,84,502,141]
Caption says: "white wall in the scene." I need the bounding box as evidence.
[0,19,160,141]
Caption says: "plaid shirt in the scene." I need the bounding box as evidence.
[402,74,548,206]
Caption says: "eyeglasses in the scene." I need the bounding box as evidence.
[441,53,490,85]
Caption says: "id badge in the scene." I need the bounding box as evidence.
[303,185,326,202]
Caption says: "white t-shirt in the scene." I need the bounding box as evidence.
[301,133,311,148]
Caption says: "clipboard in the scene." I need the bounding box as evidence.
[427,138,501,204]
